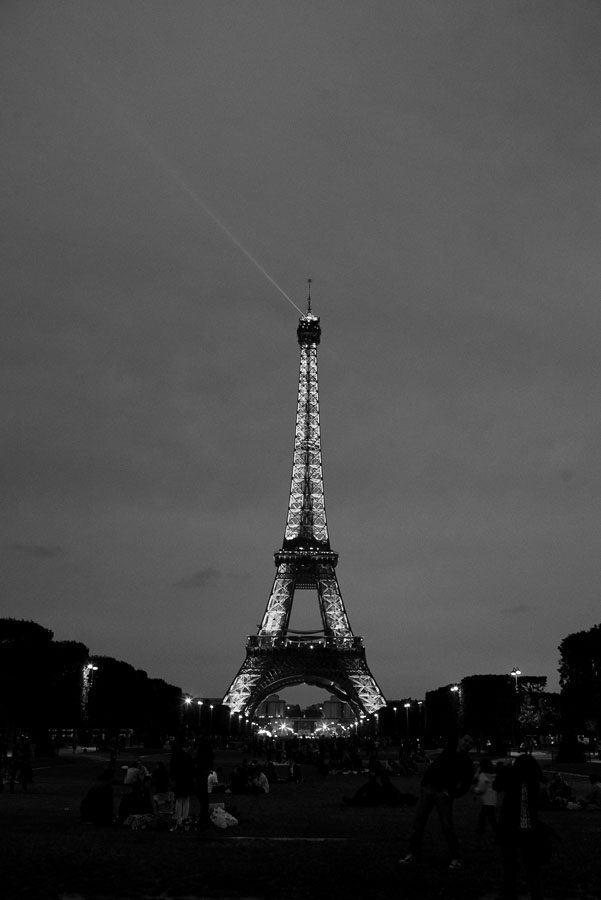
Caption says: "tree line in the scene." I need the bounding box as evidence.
[379,621,601,760]
[2,616,600,758]
[0,618,182,753]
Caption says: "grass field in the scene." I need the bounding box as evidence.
[2,748,600,900]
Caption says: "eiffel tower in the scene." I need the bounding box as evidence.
[222,291,387,719]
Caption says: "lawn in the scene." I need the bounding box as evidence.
[2,748,600,900]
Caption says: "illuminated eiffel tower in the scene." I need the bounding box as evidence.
[222,291,386,718]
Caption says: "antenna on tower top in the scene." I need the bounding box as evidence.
[307,278,312,313]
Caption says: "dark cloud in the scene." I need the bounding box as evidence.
[174,568,219,591]
[8,543,64,559]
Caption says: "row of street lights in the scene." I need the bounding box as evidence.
[391,700,425,737]
[183,697,214,729]
[183,667,524,739]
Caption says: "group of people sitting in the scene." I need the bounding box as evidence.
[80,755,208,829]
[80,759,166,827]
[545,771,601,810]
[80,752,287,828]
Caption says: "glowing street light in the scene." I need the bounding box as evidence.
[197,699,203,726]
[404,702,411,735]
[511,667,521,690]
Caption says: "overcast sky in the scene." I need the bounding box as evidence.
[3,1,601,707]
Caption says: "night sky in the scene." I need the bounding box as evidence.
[3,1,601,706]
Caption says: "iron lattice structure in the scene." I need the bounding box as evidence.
[222,301,387,719]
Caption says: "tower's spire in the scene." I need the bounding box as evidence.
[289,297,326,546]
[307,277,312,314]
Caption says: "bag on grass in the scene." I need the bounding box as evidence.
[210,806,238,829]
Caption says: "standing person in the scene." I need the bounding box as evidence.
[0,736,8,792]
[194,736,214,827]
[581,773,601,809]
[18,750,33,793]
[150,761,169,795]
[399,733,474,870]
[169,743,195,831]
[494,753,551,900]
[9,738,33,793]
[473,758,498,835]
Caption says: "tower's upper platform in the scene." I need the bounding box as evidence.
[297,305,321,344]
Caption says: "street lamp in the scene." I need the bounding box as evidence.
[404,702,411,737]
[417,700,424,735]
[84,662,98,687]
[510,668,522,748]
[450,685,461,733]
[197,699,203,727]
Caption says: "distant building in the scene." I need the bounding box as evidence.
[256,694,287,718]
[255,694,354,735]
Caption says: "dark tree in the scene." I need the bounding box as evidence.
[460,674,516,751]
[558,623,601,759]
[47,641,90,737]
[0,618,54,748]
[86,656,183,747]
[86,656,140,742]
[424,684,461,745]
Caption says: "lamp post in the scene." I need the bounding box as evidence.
[209,704,214,734]
[393,707,398,737]
[183,697,192,731]
[82,663,99,744]
[510,668,522,749]
[450,684,460,732]
[197,699,203,728]
[83,663,98,700]
[404,702,411,737]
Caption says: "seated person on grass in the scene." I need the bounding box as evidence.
[80,769,114,826]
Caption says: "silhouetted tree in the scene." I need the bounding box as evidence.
[46,640,90,746]
[558,623,601,760]
[425,684,461,745]
[461,674,515,750]
[0,618,54,748]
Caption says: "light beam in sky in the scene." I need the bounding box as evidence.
[127,127,305,314]
[38,47,306,316]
